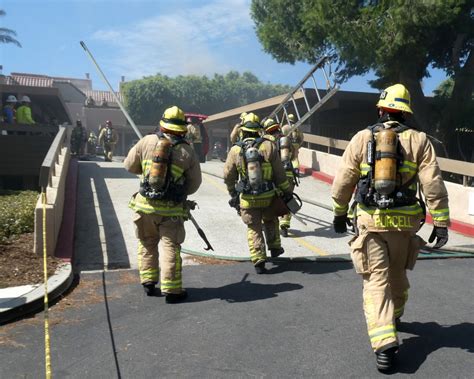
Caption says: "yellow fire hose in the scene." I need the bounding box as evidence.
[42,191,52,379]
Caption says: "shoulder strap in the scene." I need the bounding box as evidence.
[367,122,412,134]
[156,131,189,146]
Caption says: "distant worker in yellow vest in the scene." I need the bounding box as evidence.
[224,113,292,274]
[124,106,202,302]
[16,96,35,125]
[98,120,119,162]
[331,84,450,372]
[230,112,247,144]
[281,114,304,172]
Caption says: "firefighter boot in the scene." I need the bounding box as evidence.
[254,260,266,274]
[270,247,284,258]
[375,345,398,372]
[280,226,288,237]
[165,290,188,304]
[143,283,161,297]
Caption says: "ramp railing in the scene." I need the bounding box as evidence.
[34,125,72,256]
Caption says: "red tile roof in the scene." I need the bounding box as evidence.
[4,74,54,87]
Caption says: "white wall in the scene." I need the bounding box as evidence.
[299,147,474,226]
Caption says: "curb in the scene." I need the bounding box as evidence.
[298,165,474,237]
[0,263,74,325]
[0,157,78,325]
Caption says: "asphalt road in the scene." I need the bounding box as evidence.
[72,159,473,272]
[1,259,473,378]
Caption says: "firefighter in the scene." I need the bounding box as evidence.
[87,131,98,156]
[98,120,119,161]
[281,113,304,173]
[71,120,87,156]
[331,84,450,372]
[224,113,292,274]
[186,117,204,161]
[230,112,248,144]
[16,96,35,125]
[124,106,202,303]
[263,118,298,237]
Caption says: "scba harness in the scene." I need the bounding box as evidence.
[277,135,300,187]
[139,132,188,203]
[355,123,421,210]
[105,128,114,143]
[235,138,274,195]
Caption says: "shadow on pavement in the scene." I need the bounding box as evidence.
[266,261,353,275]
[186,273,303,303]
[74,163,132,272]
[396,321,474,374]
[288,212,350,239]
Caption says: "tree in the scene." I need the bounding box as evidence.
[434,78,474,162]
[251,0,474,159]
[0,10,21,47]
[121,72,291,125]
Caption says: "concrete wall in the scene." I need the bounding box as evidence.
[298,147,474,226]
[34,129,71,256]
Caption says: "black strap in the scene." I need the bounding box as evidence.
[156,131,188,147]
[367,122,411,133]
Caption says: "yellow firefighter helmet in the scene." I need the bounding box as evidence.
[240,112,261,133]
[376,84,413,114]
[263,118,280,133]
[160,106,187,134]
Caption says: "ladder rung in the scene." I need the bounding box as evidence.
[290,97,301,120]
[311,75,321,102]
[321,66,330,89]
[300,87,311,112]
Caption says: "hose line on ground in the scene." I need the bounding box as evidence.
[200,169,474,255]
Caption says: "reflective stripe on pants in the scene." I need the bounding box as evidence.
[241,207,281,264]
[357,231,413,351]
[133,212,185,294]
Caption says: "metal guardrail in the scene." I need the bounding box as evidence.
[39,126,67,189]
[0,124,59,134]
[303,133,474,185]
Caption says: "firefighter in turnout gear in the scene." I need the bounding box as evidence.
[264,118,299,237]
[230,112,248,144]
[71,120,87,156]
[281,113,304,173]
[87,132,98,156]
[224,113,292,274]
[124,106,202,302]
[331,84,450,372]
[98,120,119,161]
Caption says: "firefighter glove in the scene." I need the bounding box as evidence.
[333,214,351,234]
[228,192,240,214]
[428,226,448,249]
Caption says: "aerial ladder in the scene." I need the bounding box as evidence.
[267,55,339,136]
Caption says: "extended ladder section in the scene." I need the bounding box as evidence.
[267,56,339,135]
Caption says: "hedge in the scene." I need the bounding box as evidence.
[0,191,38,243]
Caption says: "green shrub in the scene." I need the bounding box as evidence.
[0,191,38,243]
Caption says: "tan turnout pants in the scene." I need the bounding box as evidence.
[349,229,425,352]
[133,212,185,294]
[241,207,281,265]
[279,174,295,229]
[104,143,115,161]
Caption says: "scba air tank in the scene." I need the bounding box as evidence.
[245,147,263,190]
[279,136,291,163]
[149,138,172,190]
[374,128,398,195]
